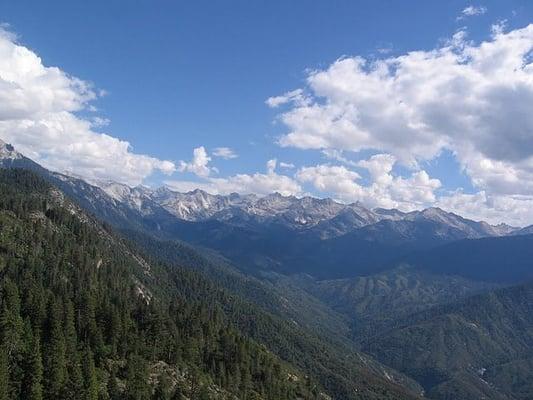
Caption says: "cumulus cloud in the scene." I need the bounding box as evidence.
[178,146,215,177]
[270,24,533,224]
[296,164,362,200]
[0,27,175,186]
[212,147,238,159]
[296,154,441,210]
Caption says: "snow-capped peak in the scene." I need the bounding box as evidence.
[0,139,23,160]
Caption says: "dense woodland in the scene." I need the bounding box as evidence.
[362,282,533,399]
[0,169,318,400]
[120,229,423,400]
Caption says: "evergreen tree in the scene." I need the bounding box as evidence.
[125,354,150,400]
[0,279,23,360]
[0,347,8,400]
[107,368,121,400]
[22,325,43,400]
[64,301,84,398]
[152,374,171,400]
[29,337,44,400]
[44,298,67,398]
[81,346,99,400]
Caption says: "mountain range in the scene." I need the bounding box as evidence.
[97,178,517,239]
[2,138,533,400]
[0,138,522,236]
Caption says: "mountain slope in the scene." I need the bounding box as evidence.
[118,228,425,399]
[0,139,179,234]
[362,282,533,399]
[0,168,318,400]
[0,167,425,399]
[286,266,499,338]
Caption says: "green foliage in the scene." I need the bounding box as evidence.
[363,283,533,399]
[124,230,423,400]
[293,265,498,338]
[0,347,8,400]
[21,322,43,400]
[0,169,316,400]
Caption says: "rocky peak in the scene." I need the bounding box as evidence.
[0,139,23,160]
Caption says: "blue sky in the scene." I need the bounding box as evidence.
[1,1,533,225]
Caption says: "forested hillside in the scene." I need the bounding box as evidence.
[7,143,533,399]
[0,169,424,399]
[362,282,533,399]
[0,169,317,400]
[280,266,498,338]
[120,229,425,399]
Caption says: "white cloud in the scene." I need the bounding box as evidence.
[436,191,533,227]
[178,146,215,177]
[296,164,363,201]
[167,158,301,196]
[321,149,360,167]
[279,161,295,169]
[459,5,487,19]
[266,158,277,174]
[376,44,393,55]
[0,27,175,186]
[266,89,309,108]
[90,116,110,128]
[296,154,441,211]
[491,20,507,36]
[207,173,301,196]
[166,174,301,197]
[270,25,533,224]
[212,147,238,159]
[357,154,396,184]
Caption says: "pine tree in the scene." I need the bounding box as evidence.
[152,374,171,400]
[65,351,84,399]
[23,331,43,400]
[63,300,77,354]
[0,279,24,360]
[81,346,99,400]
[107,368,121,400]
[0,170,310,400]
[44,298,67,398]
[64,301,84,398]
[0,347,9,400]
[0,279,24,398]
[125,354,150,400]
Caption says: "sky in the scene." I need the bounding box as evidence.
[0,1,533,226]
